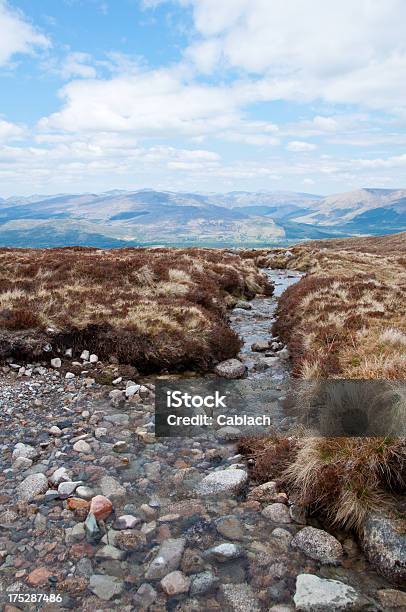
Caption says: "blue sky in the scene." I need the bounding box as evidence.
[1,0,406,196]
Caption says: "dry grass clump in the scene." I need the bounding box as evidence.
[240,435,405,531]
[240,233,406,533]
[0,246,271,372]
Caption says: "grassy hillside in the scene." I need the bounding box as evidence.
[0,247,272,372]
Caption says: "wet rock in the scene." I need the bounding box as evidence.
[291,526,343,564]
[262,503,292,524]
[247,481,278,502]
[377,588,406,609]
[58,480,82,498]
[251,340,270,352]
[114,529,146,551]
[73,439,91,453]
[115,514,140,529]
[80,350,90,361]
[145,537,186,580]
[181,548,206,574]
[214,359,246,379]
[205,543,244,562]
[50,466,71,485]
[99,475,126,500]
[293,574,363,611]
[289,503,307,524]
[196,469,248,496]
[96,544,125,561]
[88,574,124,601]
[219,583,260,612]
[65,522,86,544]
[26,567,53,587]
[133,583,158,609]
[215,516,244,540]
[12,457,33,471]
[17,473,48,501]
[216,426,242,441]
[362,512,406,585]
[234,300,252,310]
[76,485,95,500]
[160,571,190,596]
[12,443,37,462]
[190,571,219,596]
[89,495,113,520]
[85,512,102,543]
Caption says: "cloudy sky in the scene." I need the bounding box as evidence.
[1,0,406,196]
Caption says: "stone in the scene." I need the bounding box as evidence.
[17,473,48,501]
[145,537,186,580]
[12,443,37,462]
[114,530,146,551]
[65,522,86,544]
[247,481,278,502]
[125,384,140,398]
[133,583,157,609]
[362,512,406,585]
[278,348,290,360]
[262,503,292,524]
[99,475,126,500]
[73,439,91,453]
[377,588,406,609]
[293,574,362,611]
[234,300,252,310]
[26,567,53,587]
[214,358,246,379]
[12,457,32,471]
[67,497,90,511]
[115,514,140,529]
[50,358,61,368]
[85,512,102,543]
[216,426,242,441]
[112,440,128,453]
[291,526,343,564]
[289,503,307,524]
[76,485,95,500]
[196,469,248,496]
[58,480,82,498]
[65,372,75,379]
[251,340,270,352]
[205,543,243,562]
[219,583,260,612]
[160,571,190,596]
[89,574,124,601]
[65,348,73,357]
[49,425,62,436]
[89,354,98,363]
[50,466,71,485]
[190,571,219,596]
[215,516,244,540]
[89,495,113,520]
[181,548,206,574]
[96,544,125,561]
[80,350,90,361]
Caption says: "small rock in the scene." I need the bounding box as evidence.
[80,350,90,361]
[96,544,125,561]
[99,475,126,500]
[51,358,61,368]
[76,485,95,500]
[26,567,53,587]
[133,583,157,608]
[49,425,62,437]
[89,495,113,520]
[88,574,124,601]
[377,588,406,609]
[65,372,75,379]
[12,457,33,471]
[251,340,270,352]
[89,354,98,363]
[220,583,260,612]
[58,480,82,498]
[112,440,127,453]
[50,466,71,485]
[116,515,140,529]
[215,516,244,540]
[190,571,219,596]
[145,537,186,580]
[85,513,102,543]
[125,384,140,398]
[161,571,190,596]
[205,542,243,562]
[262,503,292,524]
[247,481,278,502]
[17,473,48,501]
[73,440,91,453]
[12,443,37,462]
[291,527,343,564]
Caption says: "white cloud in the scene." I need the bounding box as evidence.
[0,0,49,66]
[61,52,97,79]
[287,141,317,152]
[0,118,24,141]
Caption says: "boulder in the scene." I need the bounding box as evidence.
[293,574,363,611]
[214,359,246,379]
[362,512,406,585]
[291,527,343,564]
[196,469,248,496]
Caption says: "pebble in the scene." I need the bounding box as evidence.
[17,473,48,501]
[205,542,243,562]
[73,440,91,453]
[160,570,191,596]
[145,538,186,580]
[291,526,343,564]
[88,574,124,601]
[261,502,292,523]
[89,495,113,520]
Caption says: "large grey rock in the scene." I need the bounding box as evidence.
[214,358,246,379]
[362,513,406,585]
[291,526,343,564]
[145,537,186,580]
[293,574,363,610]
[196,469,248,496]
[17,473,48,501]
[219,583,260,612]
[88,574,124,601]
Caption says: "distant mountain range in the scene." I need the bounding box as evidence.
[0,188,405,248]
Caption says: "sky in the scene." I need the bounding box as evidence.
[1,0,406,197]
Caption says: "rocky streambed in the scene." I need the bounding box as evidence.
[0,269,404,611]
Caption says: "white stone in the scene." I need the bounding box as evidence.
[261,503,292,524]
[50,466,71,485]
[160,571,190,596]
[196,469,248,496]
[17,473,48,501]
[89,354,98,363]
[65,372,75,379]
[293,574,362,611]
[12,443,37,463]
[73,440,91,453]
[291,527,343,565]
[65,348,73,357]
[51,358,61,368]
[80,350,90,361]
